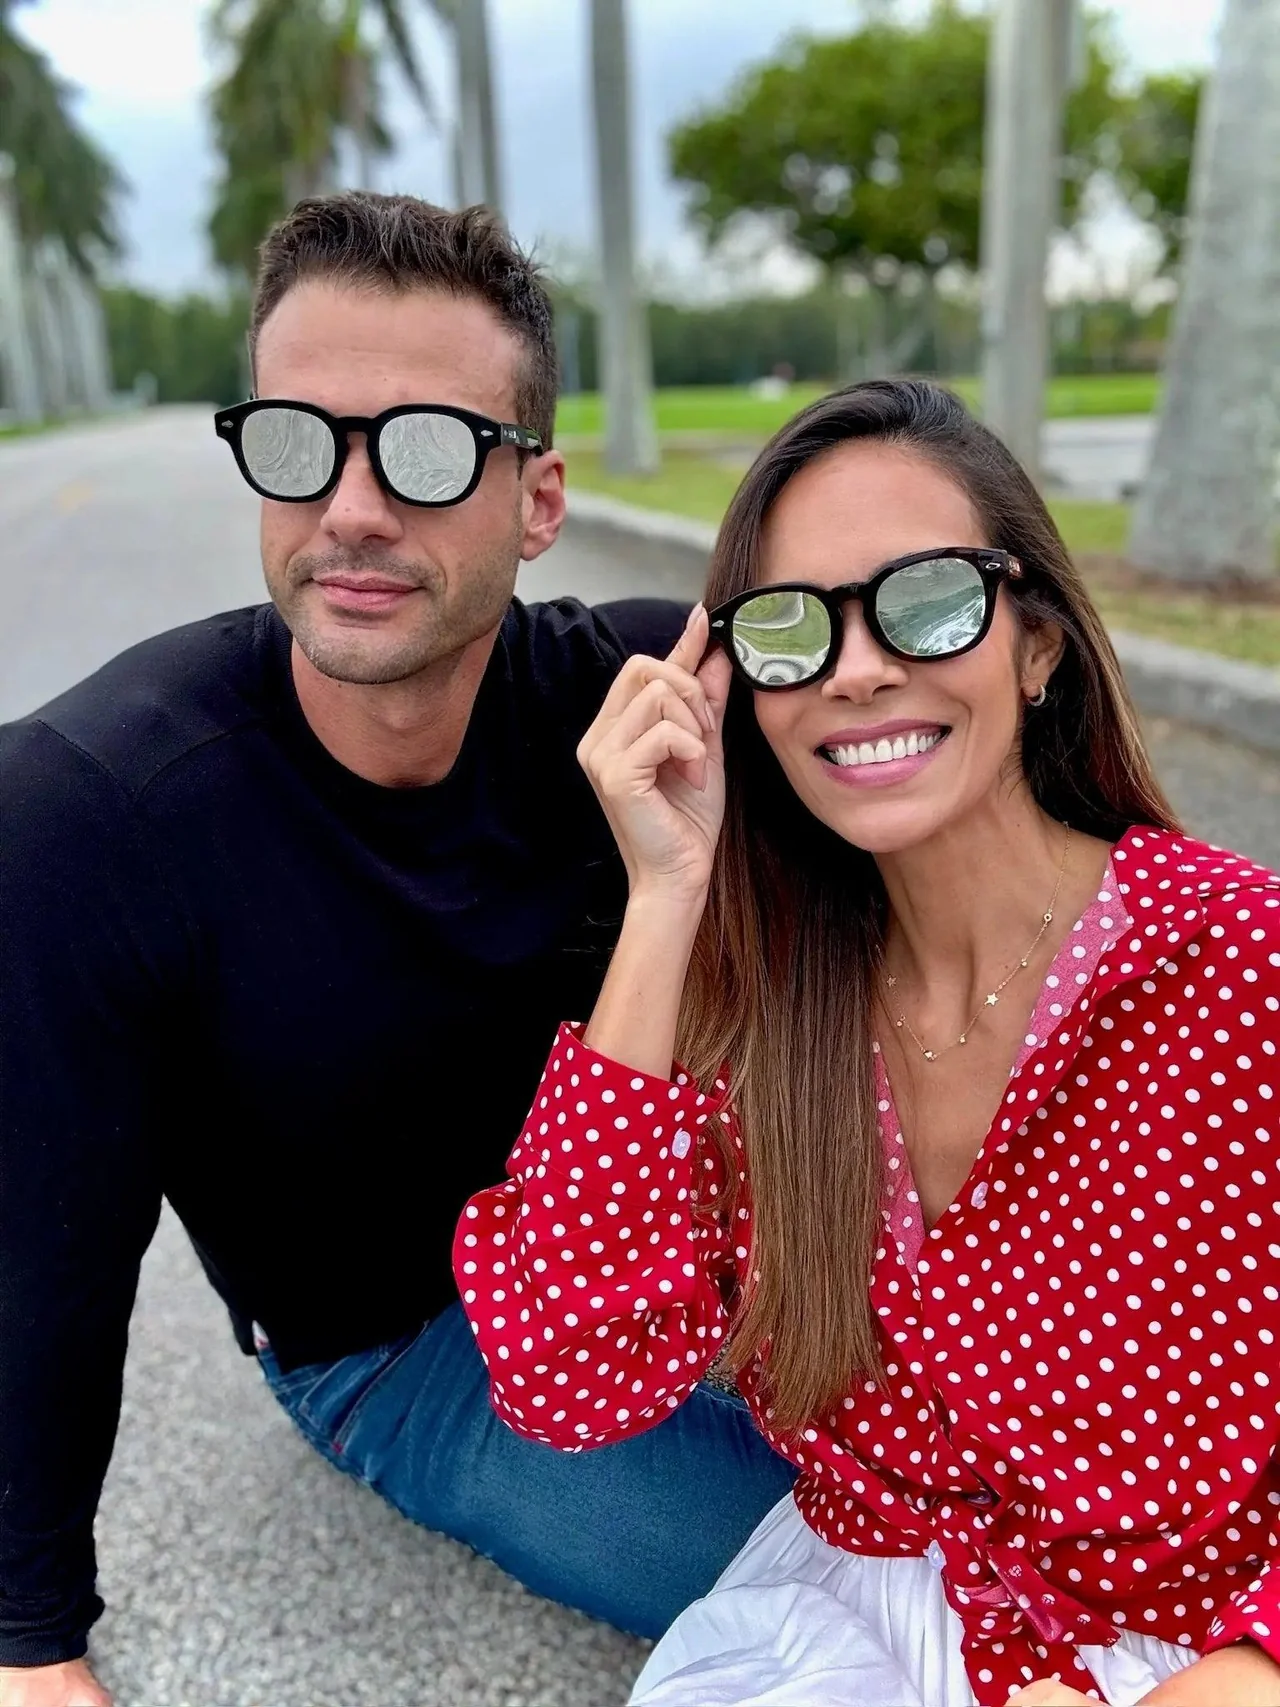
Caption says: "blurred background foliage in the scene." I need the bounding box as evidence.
[0,0,123,269]
[206,0,437,277]
[98,282,1171,409]
[101,285,251,406]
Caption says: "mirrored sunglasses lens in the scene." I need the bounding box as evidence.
[239,407,336,498]
[731,590,832,686]
[379,412,478,503]
[875,557,986,657]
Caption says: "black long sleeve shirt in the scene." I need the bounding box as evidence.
[0,594,688,1666]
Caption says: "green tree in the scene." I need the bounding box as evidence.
[0,0,124,272]
[666,2,1121,368]
[207,0,436,278]
[102,285,250,405]
[1112,70,1203,272]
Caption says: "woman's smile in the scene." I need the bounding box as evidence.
[816,720,951,788]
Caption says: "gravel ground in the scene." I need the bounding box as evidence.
[4,409,1279,1707]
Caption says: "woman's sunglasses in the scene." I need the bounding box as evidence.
[213,399,543,508]
[708,547,1024,690]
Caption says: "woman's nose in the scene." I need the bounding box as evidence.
[820,600,910,702]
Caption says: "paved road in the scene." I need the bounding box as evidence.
[1040,413,1154,501]
[4,410,1279,1707]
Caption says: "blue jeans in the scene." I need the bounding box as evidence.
[258,1302,796,1639]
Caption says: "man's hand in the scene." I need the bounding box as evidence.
[0,1659,111,1706]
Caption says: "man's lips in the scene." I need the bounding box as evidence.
[312,575,420,612]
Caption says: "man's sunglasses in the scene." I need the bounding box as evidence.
[213,399,543,508]
[708,547,1024,690]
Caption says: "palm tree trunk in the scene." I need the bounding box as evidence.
[283,157,336,207]
[1128,0,1280,583]
[0,154,43,422]
[63,259,112,412]
[979,0,1076,487]
[346,52,375,188]
[28,240,72,417]
[453,0,501,210]
[588,0,658,475]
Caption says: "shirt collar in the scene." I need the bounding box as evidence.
[1096,826,1279,1000]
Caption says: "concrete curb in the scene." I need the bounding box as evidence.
[563,490,1280,755]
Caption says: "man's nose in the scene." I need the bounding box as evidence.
[820,600,910,703]
[321,435,403,544]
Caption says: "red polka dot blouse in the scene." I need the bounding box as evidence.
[454,828,1280,1705]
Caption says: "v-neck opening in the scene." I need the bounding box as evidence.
[877,858,1131,1278]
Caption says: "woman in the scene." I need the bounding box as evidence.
[453,381,1280,1706]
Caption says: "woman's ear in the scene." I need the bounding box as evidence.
[1019,620,1065,701]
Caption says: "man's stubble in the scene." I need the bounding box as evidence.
[271,517,523,687]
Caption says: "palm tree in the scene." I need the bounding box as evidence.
[1128,0,1280,584]
[207,0,437,277]
[588,0,658,475]
[432,0,501,211]
[0,0,123,421]
[0,0,124,271]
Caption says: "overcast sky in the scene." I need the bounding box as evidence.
[15,0,1225,298]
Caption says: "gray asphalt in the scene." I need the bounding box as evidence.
[3,408,1279,1707]
[1041,413,1153,501]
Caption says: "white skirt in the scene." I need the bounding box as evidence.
[629,1494,1197,1707]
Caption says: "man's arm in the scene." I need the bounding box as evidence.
[0,722,176,1668]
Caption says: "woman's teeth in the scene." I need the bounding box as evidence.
[824,730,943,767]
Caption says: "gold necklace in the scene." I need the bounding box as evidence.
[884,824,1073,1064]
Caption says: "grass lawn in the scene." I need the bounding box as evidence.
[555,373,1160,442]
[0,418,64,441]
[566,449,1280,670]
[0,412,115,442]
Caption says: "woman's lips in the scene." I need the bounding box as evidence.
[816,727,950,789]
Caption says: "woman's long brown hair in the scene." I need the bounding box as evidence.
[678,379,1180,1435]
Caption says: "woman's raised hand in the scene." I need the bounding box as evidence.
[578,605,732,908]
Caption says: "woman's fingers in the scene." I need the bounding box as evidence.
[596,720,708,796]
[582,653,713,768]
[697,646,733,731]
[578,606,727,810]
[666,602,710,677]
[594,605,712,725]
[589,678,707,769]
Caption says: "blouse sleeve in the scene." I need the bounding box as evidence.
[453,1022,739,1450]
[1202,903,1280,1668]
[1202,1565,1280,1669]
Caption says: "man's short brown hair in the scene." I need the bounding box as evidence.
[251,193,558,448]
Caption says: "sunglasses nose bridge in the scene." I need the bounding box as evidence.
[322,430,405,533]
[823,591,909,691]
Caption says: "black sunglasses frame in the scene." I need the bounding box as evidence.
[213,398,544,508]
[708,546,1024,691]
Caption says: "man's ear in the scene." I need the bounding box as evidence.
[520,450,567,563]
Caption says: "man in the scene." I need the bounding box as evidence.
[0,194,795,1707]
